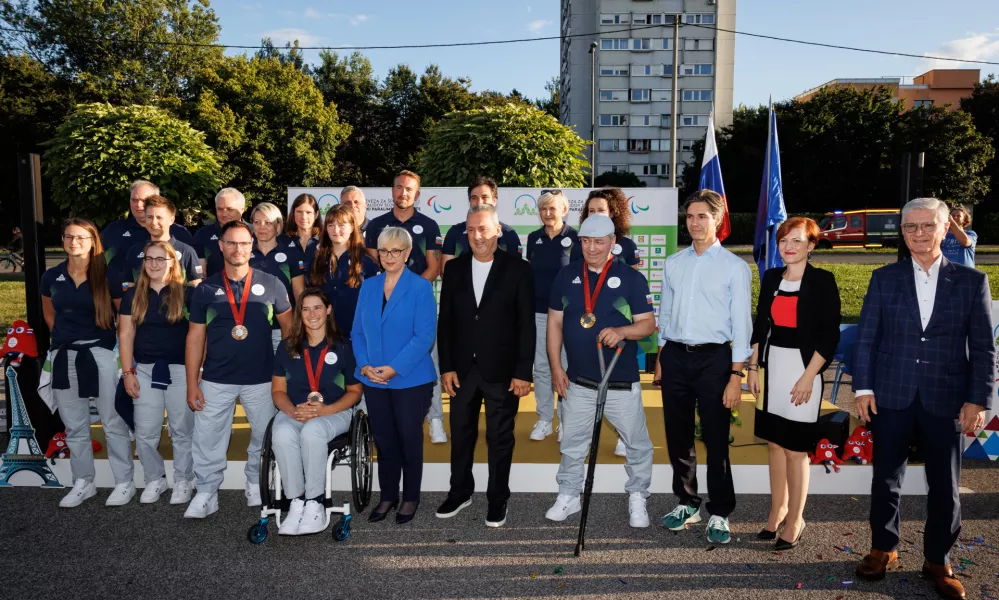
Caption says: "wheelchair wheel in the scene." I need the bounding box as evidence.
[333,514,352,542]
[247,518,269,544]
[350,410,373,512]
[259,417,285,510]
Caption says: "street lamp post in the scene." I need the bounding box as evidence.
[589,41,597,187]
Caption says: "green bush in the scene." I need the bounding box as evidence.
[676,212,826,245]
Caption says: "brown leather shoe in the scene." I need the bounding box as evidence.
[921,562,966,600]
[855,549,900,581]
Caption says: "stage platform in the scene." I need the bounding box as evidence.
[11,374,929,495]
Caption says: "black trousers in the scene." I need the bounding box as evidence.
[659,342,736,517]
[364,383,433,503]
[448,364,520,506]
[870,393,962,565]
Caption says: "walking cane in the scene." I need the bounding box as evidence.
[574,340,626,557]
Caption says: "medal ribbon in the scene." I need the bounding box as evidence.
[304,346,329,393]
[582,259,613,316]
[222,268,253,328]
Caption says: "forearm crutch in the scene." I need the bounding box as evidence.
[574,340,626,557]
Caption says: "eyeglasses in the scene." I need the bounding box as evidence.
[222,241,253,249]
[541,189,563,196]
[377,248,406,258]
[62,235,92,243]
[143,256,174,265]
[901,222,939,234]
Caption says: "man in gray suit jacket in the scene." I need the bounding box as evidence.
[853,197,995,600]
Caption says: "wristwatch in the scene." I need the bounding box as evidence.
[730,370,745,378]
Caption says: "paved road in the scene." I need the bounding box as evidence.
[724,246,999,265]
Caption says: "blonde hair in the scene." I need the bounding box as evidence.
[537,191,569,216]
[251,202,284,233]
[129,241,187,326]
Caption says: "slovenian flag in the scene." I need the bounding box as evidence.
[699,113,731,242]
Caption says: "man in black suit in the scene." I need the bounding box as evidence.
[435,204,535,527]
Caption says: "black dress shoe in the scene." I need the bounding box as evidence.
[775,521,806,551]
[395,501,419,524]
[757,519,785,540]
[368,500,398,523]
[436,496,472,518]
[485,503,507,528]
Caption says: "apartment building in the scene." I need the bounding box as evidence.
[794,69,980,111]
[560,0,736,187]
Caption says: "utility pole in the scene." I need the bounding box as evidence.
[589,41,597,187]
[17,153,48,355]
[669,15,681,187]
[897,151,925,262]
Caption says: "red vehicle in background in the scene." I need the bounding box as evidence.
[816,209,900,249]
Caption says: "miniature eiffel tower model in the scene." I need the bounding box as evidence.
[0,366,62,487]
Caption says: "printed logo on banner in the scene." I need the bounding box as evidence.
[629,196,650,215]
[637,247,649,257]
[637,259,646,268]
[652,235,666,245]
[652,247,665,256]
[317,194,339,217]
[650,270,663,281]
[635,234,649,245]
[650,258,665,269]
[653,293,661,302]
[650,281,662,292]
[514,194,539,217]
[427,195,452,214]
[653,305,661,316]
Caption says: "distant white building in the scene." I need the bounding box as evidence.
[560,0,736,187]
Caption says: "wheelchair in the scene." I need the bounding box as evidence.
[247,408,373,543]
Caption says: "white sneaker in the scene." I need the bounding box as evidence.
[628,492,650,528]
[184,492,219,518]
[297,500,329,535]
[139,478,168,504]
[105,482,136,506]
[614,438,627,457]
[557,423,563,443]
[429,418,447,444]
[170,479,194,505]
[59,478,97,508]
[279,498,306,535]
[545,494,582,522]
[245,481,262,507]
[530,420,553,441]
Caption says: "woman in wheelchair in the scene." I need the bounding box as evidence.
[271,287,362,535]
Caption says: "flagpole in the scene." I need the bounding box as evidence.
[764,98,773,271]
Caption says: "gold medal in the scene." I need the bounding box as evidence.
[580,313,597,329]
[306,391,324,404]
[231,325,248,340]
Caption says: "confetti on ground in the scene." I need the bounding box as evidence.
[817,554,823,560]
[556,583,566,592]
[841,581,854,587]
[747,564,753,569]
[795,583,803,589]
[706,546,716,552]
[827,577,835,582]
[851,497,858,501]
[553,567,564,574]
[530,572,537,579]
[619,578,628,585]
[843,532,854,536]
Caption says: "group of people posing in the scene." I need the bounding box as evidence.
[39,170,991,599]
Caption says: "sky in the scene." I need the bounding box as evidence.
[214,0,999,107]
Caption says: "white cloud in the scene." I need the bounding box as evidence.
[920,30,999,71]
[259,28,326,47]
[328,13,372,27]
[238,2,264,11]
[527,4,532,13]
[304,7,324,20]
[526,19,552,35]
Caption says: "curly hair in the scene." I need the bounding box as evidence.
[580,187,631,237]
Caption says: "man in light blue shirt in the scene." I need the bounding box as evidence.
[655,190,753,545]
[940,206,976,267]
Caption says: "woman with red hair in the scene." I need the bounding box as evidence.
[746,217,841,551]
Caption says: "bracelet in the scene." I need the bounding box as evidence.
[122,369,136,377]
[747,366,758,372]
[730,370,745,378]
[748,363,758,368]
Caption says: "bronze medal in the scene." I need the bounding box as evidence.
[306,391,324,404]
[223,268,253,342]
[580,313,597,329]
[231,325,248,340]
[304,346,329,406]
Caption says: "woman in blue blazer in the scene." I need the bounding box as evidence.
[352,226,437,524]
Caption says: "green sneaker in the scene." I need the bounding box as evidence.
[706,515,731,544]
[661,504,701,531]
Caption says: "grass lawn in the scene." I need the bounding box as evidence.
[3,263,999,330]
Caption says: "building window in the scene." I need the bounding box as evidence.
[679,140,696,152]
[632,115,655,126]
[684,14,715,25]
[633,65,656,76]
[913,99,934,108]
[631,89,650,102]
[601,39,630,51]
[599,114,628,126]
[662,65,674,78]
[681,64,713,76]
[599,139,627,151]
[682,89,713,102]
[600,89,628,102]
[681,114,709,126]
[662,39,673,51]
[600,13,627,25]
[631,38,653,51]
[661,115,672,128]
[628,139,652,152]
[598,164,628,173]
[600,66,629,76]
[633,164,669,176]
[651,89,672,102]
[633,13,664,25]
[684,38,714,51]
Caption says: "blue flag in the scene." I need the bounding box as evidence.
[753,104,787,281]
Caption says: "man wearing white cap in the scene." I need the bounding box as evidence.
[543,214,656,527]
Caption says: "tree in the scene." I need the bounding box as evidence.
[184,55,351,205]
[961,75,999,207]
[44,103,221,226]
[312,51,385,185]
[1,0,223,105]
[534,77,560,119]
[419,103,589,188]
[595,170,646,188]
[256,38,308,73]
